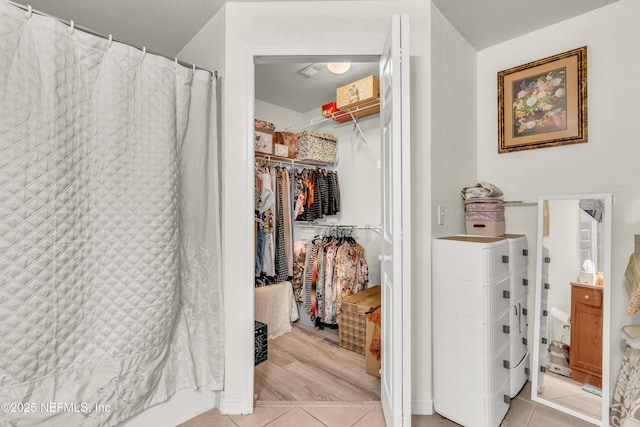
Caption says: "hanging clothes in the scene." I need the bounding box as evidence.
[274,168,288,281]
[296,230,369,327]
[294,168,341,221]
[255,167,276,281]
[255,163,341,284]
[292,241,308,303]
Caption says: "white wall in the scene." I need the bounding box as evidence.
[179,5,226,73]
[477,0,640,398]
[255,99,303,130]
[430,3,477,238]
[181,0,431,416]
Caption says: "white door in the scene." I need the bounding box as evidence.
[379,14,411,427]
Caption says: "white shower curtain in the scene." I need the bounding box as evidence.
[0,2,223,426]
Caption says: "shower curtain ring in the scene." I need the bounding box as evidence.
[69,20,75,33]
[26,5,32,19]
[108,34,113,48]
[142,46,146,57]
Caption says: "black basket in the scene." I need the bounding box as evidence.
[255,321,268,366]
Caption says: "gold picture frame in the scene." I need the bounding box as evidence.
[498,46,587,153]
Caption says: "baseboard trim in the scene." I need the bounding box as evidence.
[121,389,221,427]
[220,396,253,415]
[412,398,434,415]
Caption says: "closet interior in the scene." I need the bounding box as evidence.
[252,59,383,402]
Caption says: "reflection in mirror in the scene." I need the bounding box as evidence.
[532,194,612,426]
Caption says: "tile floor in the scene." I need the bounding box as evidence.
[178,381,599,426]
[537,371,601,420]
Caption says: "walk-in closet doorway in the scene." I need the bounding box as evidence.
[252,54,383,404]
[245,15,411,427]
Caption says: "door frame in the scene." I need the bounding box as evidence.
[245,43,397,409]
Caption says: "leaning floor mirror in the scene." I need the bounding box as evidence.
[531,194,612,425]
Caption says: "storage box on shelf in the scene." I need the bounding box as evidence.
[295,130,338,164]
[336,75,380,120]
[274,131,298,158]
[322,102,352,124]
[274,143,288,157]
[255,119,275,131]
[255,118,275,154]
[254,119,275,155]
[338,285,381,355]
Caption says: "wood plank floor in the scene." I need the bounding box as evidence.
[254,324,381,402]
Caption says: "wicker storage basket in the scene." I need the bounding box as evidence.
[338,286,381,354]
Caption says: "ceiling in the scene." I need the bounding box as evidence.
[19,0,300,58]
[430,0,619,51]
[255,61,379,114]
[14,0,620,112]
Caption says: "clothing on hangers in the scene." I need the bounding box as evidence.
[294,228,369,327]
[254,162,341,285]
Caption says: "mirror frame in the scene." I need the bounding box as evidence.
[531,193,612,425]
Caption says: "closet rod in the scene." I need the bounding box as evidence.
[255,153,336,167]
[296,221,382,234]
[8,1,217,77]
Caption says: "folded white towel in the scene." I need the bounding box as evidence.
[461,182,504,200]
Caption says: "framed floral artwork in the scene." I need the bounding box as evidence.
[498,46,587,153]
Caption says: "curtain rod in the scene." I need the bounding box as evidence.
[7,1,217,78]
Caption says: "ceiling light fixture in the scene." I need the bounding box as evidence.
[327,62,351,74]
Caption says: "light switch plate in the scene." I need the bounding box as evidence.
[438,205,445,225]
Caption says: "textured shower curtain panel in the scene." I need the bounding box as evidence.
[0,2,223,426]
